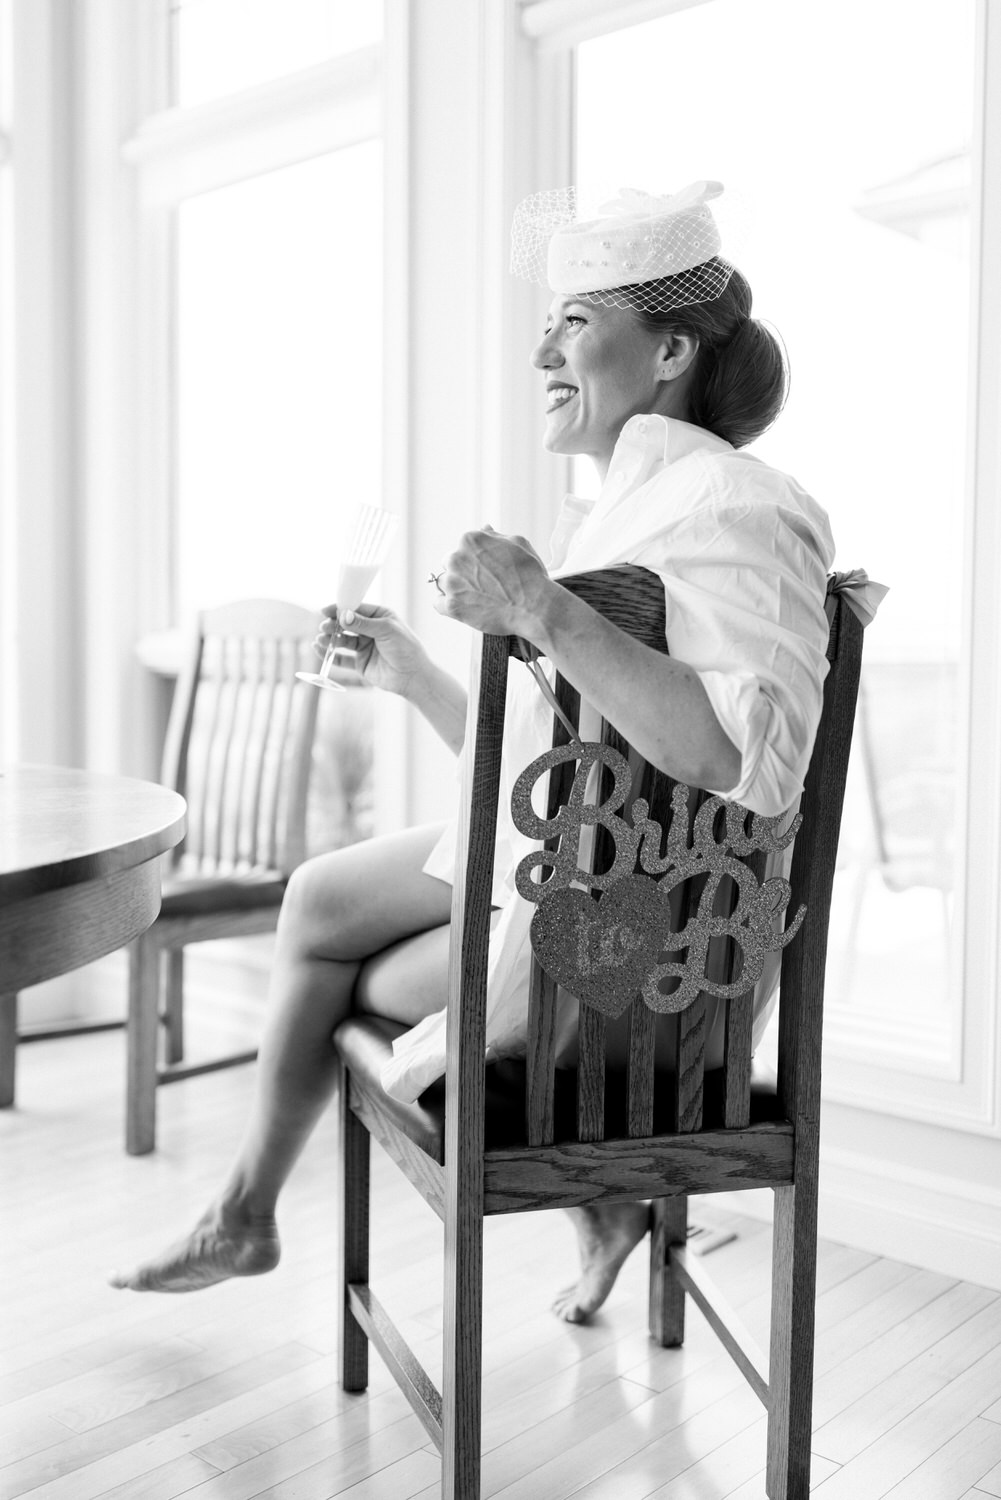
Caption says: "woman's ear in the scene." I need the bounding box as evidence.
[656,331,699,382]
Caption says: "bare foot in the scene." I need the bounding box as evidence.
[552,1202,650,1324]
[108,1204,281,1293]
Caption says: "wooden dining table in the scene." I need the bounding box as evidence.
[0,763,186,1106]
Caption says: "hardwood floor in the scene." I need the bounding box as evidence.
[3,1023,1001,1498]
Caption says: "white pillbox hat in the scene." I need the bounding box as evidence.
[511,181,732,313]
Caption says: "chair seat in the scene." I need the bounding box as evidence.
[160,867,288,917]
[334,1014,784,1165]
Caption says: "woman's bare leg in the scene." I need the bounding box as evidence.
[111,824,452,1292]
[552,1204,651,1323]
[550,1011,665,1320]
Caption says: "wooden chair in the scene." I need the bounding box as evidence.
[332,565,864,1500]
[125,599,320,1155]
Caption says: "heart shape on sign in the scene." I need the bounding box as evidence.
[529,875,669,1018]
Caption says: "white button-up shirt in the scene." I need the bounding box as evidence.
[381,414,836,1103]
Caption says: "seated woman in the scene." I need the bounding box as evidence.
[111,181,834,1322]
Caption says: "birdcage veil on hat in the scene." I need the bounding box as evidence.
[510,180,735,314]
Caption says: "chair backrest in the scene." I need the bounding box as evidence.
[445,565,863,1151]
[162,599,321,878]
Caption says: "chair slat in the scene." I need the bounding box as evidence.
[246,635,282,870]
[576,1005,606,1142]
[526,965,558,1146]
[265,648,297,871]
[229,635,263,870]
[655,785,705,1134]
[723,995,754,1127]
[194,638,227,867]
[676,996,706,1133]
[525,670,581,1147]
[627,1002,656,1137]
[717,848,766,1128]
[215,635,245,868]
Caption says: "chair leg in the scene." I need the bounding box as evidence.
[442,1192,484,1498]
[163,949,185,1064]
[766,1183,817,1500]
[126,934,161,1155]
[338,1066,371,1392]
[649,1195,688,1346]
[0,992,17,1108]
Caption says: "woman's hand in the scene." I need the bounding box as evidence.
[315,604,430,699]
[433,526,558,641]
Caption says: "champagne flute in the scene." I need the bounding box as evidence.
[296,504,400,691]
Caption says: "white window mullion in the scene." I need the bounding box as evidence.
[123,46,380,204]
[956,0,1001,1131]
[519,0,711,50]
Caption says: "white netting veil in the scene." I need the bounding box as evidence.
[510,181,736,314]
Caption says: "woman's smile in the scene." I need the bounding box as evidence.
[546,381,578,413]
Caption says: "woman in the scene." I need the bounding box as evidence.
[111,182,834,1323]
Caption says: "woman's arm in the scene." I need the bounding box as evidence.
[434,528,741,793]
[316,604,468,755]
[532,586,741,792]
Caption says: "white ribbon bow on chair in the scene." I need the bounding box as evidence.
[828,568,889,627]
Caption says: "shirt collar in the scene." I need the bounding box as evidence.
[594,413,732,513]
[548,415,734,572]
[612,412,733,473]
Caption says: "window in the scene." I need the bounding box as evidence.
[176,140,383,620]
[0,0,14,761]
[575,0,976,1086]
[174,0,382,107]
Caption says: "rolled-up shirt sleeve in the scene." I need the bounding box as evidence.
[647,484,834,816]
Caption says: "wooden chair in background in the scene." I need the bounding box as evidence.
[125,599,320,1155]
[332,565,864,1499]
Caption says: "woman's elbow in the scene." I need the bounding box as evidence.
[699,734,743,800]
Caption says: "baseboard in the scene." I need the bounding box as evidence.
[708,1147,1001,1292]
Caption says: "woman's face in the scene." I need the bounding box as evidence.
[530,295,684,476]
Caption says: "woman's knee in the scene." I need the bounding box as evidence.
[279,851,361,957]
[277,825,452,963]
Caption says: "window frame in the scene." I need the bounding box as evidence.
[519,0,1001,1135]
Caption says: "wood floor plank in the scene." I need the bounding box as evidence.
[7,1026,1001,1500]
[813,1266,960,1376]
[813,1295,1001,1462]
[969,1438,1001,1498]
[0,1343,322,1500]
[634,1419,769,1499]
[5,1354,349,1500]
[81,1450,223,1500]
[879,1418,1001,1500]
[546,1381,763,1499]
[165,1399,423,1499]
[239,1411,434,1499]
[722,1451,840,1498]
[810,1343,1001,1499]
[333,1449,443,1499]
[811,1280,999,1431]
[485,1357,748,1498]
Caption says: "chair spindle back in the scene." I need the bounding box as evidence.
[162,600,320,879]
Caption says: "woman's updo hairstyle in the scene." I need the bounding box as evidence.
[620,259,788,448]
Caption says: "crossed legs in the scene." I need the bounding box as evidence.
[110,824,453,1292]
[110,821,648,1314]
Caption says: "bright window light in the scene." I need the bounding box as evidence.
[176,139,383,622]
[576,0,975,1043]
[174,0,383,107]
